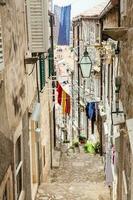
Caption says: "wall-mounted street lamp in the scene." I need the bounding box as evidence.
[80,47,92,78]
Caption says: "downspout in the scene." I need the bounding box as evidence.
[99,18,104,156]
[50,15,56,148]
[36,62,40,103]
[49,14,55,168]
[77,22,81,138]
[35,61,41,184]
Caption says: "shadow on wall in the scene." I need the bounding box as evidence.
[12,82,26,116]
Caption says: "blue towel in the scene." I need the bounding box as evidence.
[86,102,96,120]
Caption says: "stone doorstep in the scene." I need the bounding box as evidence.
[52,150,61,168]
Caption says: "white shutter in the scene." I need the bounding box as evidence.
[0,17,4,71]
[27,0,45,53]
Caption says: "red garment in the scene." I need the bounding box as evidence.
[57,83,62,105]
[65,93,71,115]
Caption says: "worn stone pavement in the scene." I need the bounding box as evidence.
[36,145,110,200]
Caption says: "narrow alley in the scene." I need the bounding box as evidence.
[1,0,133,200]
[36,145,110,200]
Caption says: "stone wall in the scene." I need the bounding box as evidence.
[40,84,51,182]
[0,0,52,199]
[120,1,133,199]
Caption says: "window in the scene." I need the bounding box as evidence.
[26,0,46,53]
[15,136,21,168]
[39,53,45,90]
[0,17,4,71]
[15,136,23,200]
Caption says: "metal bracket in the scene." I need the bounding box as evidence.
[24,57,38,65]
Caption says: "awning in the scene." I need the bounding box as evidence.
[102,27,128,41]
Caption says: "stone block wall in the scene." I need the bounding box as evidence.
[119,1,133,199]
[0,0,52,199]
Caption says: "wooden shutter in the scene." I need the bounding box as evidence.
[39,54,45,90]
[48,48,53,77]
[27,0,45,53]
[0,17,4,71]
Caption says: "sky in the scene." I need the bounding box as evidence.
[53,0,107,18]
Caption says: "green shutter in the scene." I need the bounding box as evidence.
[39,54,45,90]
[48,48,54,77]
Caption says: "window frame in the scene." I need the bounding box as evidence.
[15,135,23,200]
[0,166,13,200]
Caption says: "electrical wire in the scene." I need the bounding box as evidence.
[28,63,36,76]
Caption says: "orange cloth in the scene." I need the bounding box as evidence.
[62,90,66,114]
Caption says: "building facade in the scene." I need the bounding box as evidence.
[99,0,133,199]
[0,0,54,199]
[72,4,105,143]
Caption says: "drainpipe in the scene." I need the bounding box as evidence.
[50,15,56,148]
[36,62,40,103]
[49,13,55,168]
[77,22,81,138]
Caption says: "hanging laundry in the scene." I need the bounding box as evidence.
[86,102,96,134]
[86,102,96,120]
[62,90,66,114]
[65,93,71,115]
[57,83,62,105]
[57,5,71,45]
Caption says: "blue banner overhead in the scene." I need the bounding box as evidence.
[54,5,71,46]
